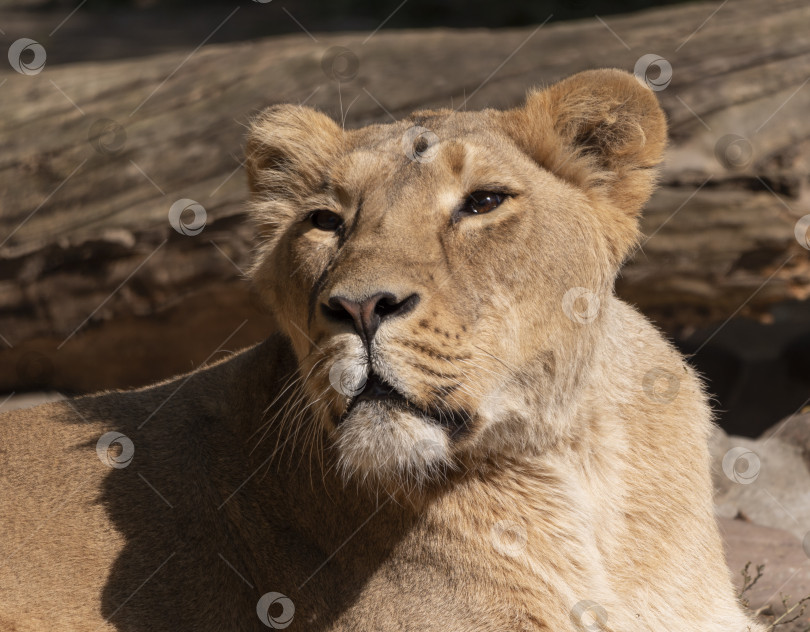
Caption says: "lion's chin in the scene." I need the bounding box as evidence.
[332,400,453,492]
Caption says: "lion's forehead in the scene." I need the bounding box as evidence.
[326,115,521,199]
[346,112,507,157]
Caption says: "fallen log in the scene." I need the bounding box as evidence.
[1,0,809,392]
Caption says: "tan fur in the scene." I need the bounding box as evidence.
[0,69,763,631]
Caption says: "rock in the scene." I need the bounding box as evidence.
[762,411,810,468]
[711,423,810,543]
[713,415,810,628]
[721,517,810,631]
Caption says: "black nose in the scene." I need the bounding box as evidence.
[324,292,420,346]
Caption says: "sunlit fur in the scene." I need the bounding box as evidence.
[244,69,765,631]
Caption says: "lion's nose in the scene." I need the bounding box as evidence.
[324,292,420,346]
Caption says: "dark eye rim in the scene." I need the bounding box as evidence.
[453,189,514,222]
[307,209,343,231]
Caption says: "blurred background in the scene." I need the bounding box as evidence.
[1,0,809,440]
[2,0,692,65]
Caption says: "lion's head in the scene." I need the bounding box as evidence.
[246,69,666,493]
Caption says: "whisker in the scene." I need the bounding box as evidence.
[251,356,328,456]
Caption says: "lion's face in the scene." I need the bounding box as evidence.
[247,69,666,492]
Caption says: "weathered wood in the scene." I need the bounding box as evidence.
[1,0,809,392]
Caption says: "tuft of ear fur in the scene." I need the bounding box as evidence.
[245,105,344,292]
[501,68,668,216]
[245,104,343,197]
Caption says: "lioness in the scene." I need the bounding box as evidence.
[0,69,763,631]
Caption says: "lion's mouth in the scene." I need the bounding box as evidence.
[353,373,408,405]
[340,371,471,433]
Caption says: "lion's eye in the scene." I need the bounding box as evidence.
[458,191,507,217]
[309,210,343,231]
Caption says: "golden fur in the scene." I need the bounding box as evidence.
[0,69,762,631]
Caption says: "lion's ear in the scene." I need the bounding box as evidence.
[503,68,667,214]
[246,104,343,196]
